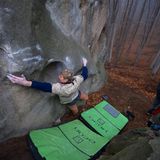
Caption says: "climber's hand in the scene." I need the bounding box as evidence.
[82,58,87,66]
[7,74,31,86]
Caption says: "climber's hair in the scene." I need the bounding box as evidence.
[61,69,74,83]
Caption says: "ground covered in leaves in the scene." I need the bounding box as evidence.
[0,63,159,160]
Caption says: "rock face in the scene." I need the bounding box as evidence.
[99,128,160,160]
[0,0,160,141]
[0,0,107,141]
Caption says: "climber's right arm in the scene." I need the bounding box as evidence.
[31,81,52,92]
[7,74,52,93]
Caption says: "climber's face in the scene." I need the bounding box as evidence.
[58,74,68,83]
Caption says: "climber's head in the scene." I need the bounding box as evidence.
[59,69,73,83]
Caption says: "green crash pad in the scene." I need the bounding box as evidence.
[81,108,120,139]
[29,127,89,160]
[29,100,128,160]
[94,101,128,130]
[59,119,108,156]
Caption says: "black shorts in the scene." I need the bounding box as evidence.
[66,91,81,106]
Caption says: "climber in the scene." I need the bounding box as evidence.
[7,58,88,115]
[147,82,160,115]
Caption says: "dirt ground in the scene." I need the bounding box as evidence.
[0,62,159,160]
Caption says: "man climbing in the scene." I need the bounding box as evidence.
[7,58,88,115]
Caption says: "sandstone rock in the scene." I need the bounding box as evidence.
[149,137,160,160]
[0,0,107,141]
[99,128,160,160]
[107,139,152,160]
